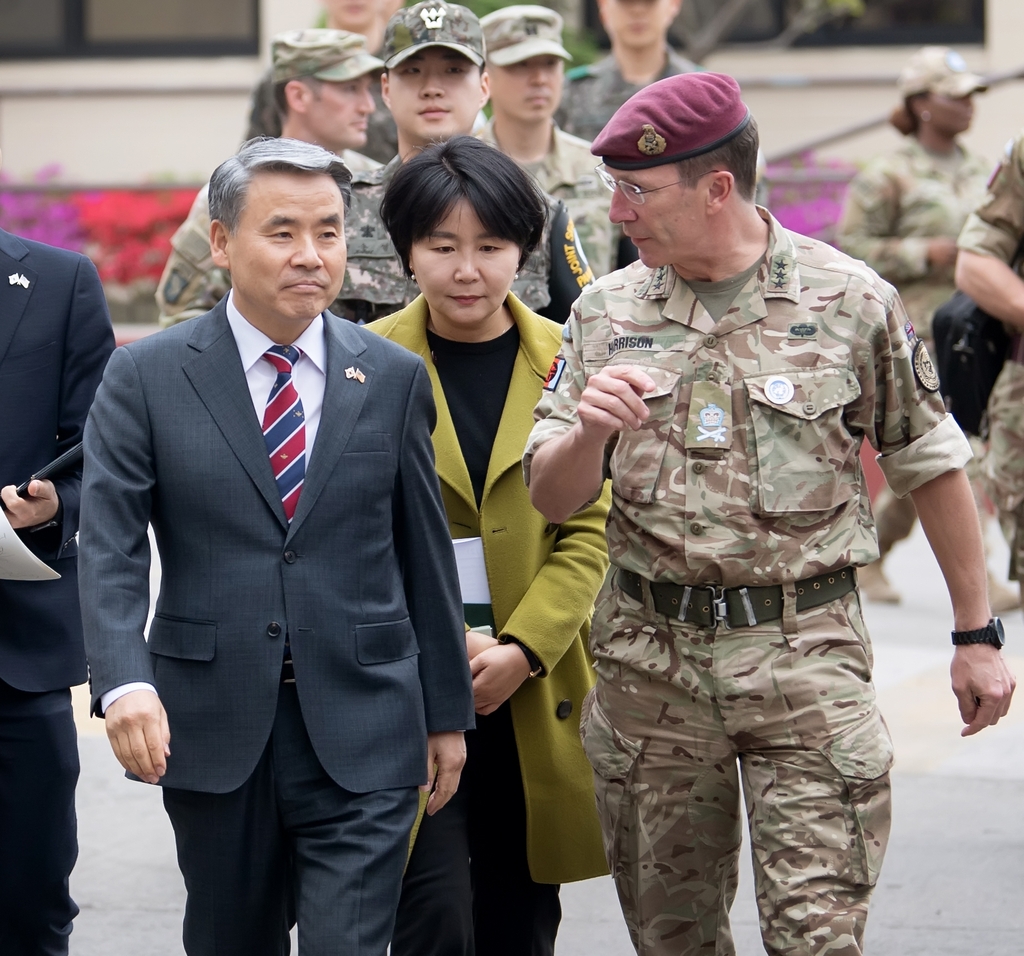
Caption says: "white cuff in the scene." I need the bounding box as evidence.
[100,682,158,716]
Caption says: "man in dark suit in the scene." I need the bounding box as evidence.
[0,203,114,951]
[79,138,474,956]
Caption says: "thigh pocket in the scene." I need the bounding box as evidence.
[746,366,861,514]
[822,710,894,886]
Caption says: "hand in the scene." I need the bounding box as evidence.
[926,237,958,270]
[470,642,533,715]
[104,690,171,784]
[950,644,1016,736]
[465,628,499,661]
[422,731,466,816]
[576,365,656,443]
[1,480,59,530]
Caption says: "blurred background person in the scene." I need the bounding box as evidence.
[0,146,114,955]
[837,47,1015,609]
[371,136,610,956]
[157,29,384,327]
[337,1,593,325]
[479,5,616,278]
[247,0,403,164]
[556,0,696,145]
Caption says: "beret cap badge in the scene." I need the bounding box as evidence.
[637,124,667,157]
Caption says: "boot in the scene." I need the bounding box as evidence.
[987,570,1021,614]
[858,560,901,604]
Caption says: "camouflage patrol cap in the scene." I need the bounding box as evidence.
[898,47,987,98]
[480,5,570,67]
[382,1,485,70]
[272,29,384,84]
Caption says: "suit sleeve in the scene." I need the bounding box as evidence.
[78,347,158,715]
[394,360,475,733]
[29,254,114,561]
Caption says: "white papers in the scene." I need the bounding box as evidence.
[0,507,61,580]
[452,537,491,604]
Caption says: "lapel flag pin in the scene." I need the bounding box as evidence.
[8,273,30,288]
[345,366,366,383]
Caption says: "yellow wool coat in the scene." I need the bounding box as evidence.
[369,294,610,884]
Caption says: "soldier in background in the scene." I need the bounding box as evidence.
[958,132,1024,614]
[337,1,593,325]
[837,47,1017,609]
[555,0,697,145]
[526,72,1014,955]
[247,0,403,164]
[478,5,616,278]
[156,30,383,327]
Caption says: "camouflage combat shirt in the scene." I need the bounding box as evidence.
[525,209,971,587]
[337,156,592,324]
[838,136,990,339]
[156,149,381,327]
[555,48,700,145]
[478,119,615,278]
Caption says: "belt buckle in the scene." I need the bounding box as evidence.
[713,587,730,629]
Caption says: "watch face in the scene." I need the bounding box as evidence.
[992,617,1006,647]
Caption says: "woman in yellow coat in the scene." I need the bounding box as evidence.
[369,136,610,956]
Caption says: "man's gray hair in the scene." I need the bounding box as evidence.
[209,137,353,233]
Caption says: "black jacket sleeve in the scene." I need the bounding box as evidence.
[539,201,594,324]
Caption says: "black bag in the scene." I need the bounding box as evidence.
[932,291,1011,437]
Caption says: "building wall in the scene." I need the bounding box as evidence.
[0,0,1021,185]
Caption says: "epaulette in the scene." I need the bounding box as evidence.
[565,64,592,82]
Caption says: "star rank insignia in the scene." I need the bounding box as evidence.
[769,257,789,290]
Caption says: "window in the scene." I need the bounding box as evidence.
[0,0,259,59]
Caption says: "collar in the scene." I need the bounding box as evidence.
[635,208,801,304]
[226,291,326,375]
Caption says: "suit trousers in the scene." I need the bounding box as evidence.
[162,681,419,956]
[392,702,561,956]
[0,678,80,956]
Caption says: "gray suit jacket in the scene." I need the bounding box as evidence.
[79,301,474,794]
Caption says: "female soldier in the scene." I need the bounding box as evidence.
[837,46,1014,607]
[370,136,610,956]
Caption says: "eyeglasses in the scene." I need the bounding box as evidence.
[596,164,722,205]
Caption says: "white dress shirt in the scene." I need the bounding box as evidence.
[100,294,329,715]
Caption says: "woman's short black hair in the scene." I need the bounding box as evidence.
[380,136,547,276]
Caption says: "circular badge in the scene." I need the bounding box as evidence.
[913,339,940,393]
[764,375,795,405]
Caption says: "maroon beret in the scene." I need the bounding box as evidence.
[592,72,751,170]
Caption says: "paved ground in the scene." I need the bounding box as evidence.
[67,520,1024,955]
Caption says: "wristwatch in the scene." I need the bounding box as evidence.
[951,617,1005,648]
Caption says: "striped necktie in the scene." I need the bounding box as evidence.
[262,345,305,522]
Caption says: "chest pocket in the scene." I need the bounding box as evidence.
[609,366,683,503]
[746,367,861,515]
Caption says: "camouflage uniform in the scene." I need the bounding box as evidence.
[959,130,1024,578]
[478,118,616,278]
[246,66,399,166]
[838,136,990,342]
[524,210,970,955]
[837,137,993,600]
[156,148,381,327]
[555,48,700,145]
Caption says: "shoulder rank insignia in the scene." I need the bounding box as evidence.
[637,124,667,157]
[912,339,940,392]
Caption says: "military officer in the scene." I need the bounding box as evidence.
[957,132,1024,602]
[337,0,593,325]
[156,29,384,327]
[526,72,1015,956]
[837,46,1013,608]
[245,0,403,165]
[478,5,616,278]
[555,0,697,145]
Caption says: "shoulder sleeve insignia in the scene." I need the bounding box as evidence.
[637,124,667,157]
[912,339,940,392]
[543,357,566,391]
[162,268,190,305]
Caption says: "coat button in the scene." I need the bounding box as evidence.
[267,622,282,638]
[692,461,705,474]
[283,550,297,564]
[690,522,703,535]
[703,334,718,348]
[556,699,573,720]
[803,402,816,415]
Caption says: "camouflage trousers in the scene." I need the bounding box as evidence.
[580,579,893,956]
